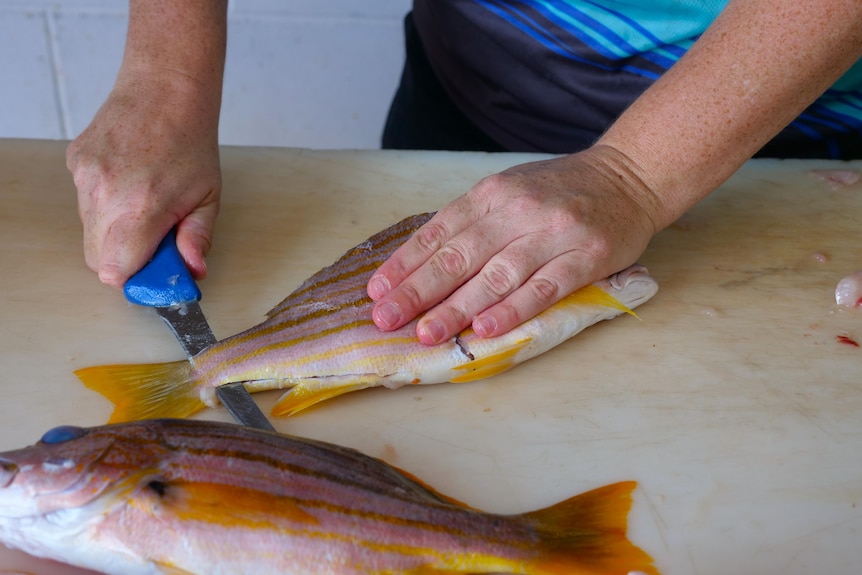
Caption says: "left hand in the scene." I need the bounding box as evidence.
[367,145,664,345]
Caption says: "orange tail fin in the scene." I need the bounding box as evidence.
[524,481,659,575]
[75,361,205,423]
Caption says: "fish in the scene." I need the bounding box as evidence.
[0,418,660,575]
[76,213,659,421]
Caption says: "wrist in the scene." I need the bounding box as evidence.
[572,144,670,235]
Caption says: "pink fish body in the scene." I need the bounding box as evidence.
[76,213,658,421]
[0,419,659,575]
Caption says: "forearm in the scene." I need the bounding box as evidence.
[598,0,862,230]
[117,0,228,128]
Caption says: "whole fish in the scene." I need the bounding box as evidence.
[0,419,659,575]
[76,213,658,421]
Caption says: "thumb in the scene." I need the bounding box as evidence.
[97,216,174,288]
[175,203,219,281]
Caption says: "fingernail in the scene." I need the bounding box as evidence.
[474,315,497,337]
[374,301,401,329]
[368,275,391,300]
[418,319,446,344]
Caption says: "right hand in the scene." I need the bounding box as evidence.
[66,74,221,288]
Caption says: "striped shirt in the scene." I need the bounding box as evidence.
[413,0,862,158]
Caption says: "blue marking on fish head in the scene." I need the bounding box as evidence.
[40,425,88,445]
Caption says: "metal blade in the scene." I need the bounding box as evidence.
[154,302,217,358]
[154,302,275,431]
[216,383,275,431]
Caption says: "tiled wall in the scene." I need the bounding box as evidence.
[0,0,411,148]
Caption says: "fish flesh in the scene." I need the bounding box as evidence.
[835,270,862,308]
[0,418,659,575]
[76,213,659,421]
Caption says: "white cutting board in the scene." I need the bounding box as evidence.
[0,140,860,574]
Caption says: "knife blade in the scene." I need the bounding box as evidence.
[123,229,275,431]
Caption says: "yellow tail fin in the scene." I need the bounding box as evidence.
[74,361,205,423]
[525,481,659,575]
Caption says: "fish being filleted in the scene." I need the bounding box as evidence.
[0,418,660,575]
[76,213,659,421]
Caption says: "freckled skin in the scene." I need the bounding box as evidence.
[68,0,862,353]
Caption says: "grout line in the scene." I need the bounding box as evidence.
[44,6,74,139]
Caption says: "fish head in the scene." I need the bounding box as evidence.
[0,422,179,570]
[601,264,660,308]
[0,422,167,519]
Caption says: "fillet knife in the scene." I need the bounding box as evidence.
[124,229,275,431]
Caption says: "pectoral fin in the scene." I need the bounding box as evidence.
[138,479,318,529]
[449,338,532,383]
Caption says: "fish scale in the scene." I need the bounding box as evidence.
[0,419,660,574]
[75,213,659,421]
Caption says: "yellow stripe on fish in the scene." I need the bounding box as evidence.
[0,419,660,574]
[76,213,659,422]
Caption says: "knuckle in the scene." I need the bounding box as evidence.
[414,222,448,255]
[529,276,560,306]
[480,262,519,298]
[493,300,524,330]
[442,303,470,330]
[475,172,509,191]
[582,236,613,261]
[396,281,427,312]
[431,244,471,280]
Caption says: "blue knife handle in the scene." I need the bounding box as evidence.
[123,228,202,307]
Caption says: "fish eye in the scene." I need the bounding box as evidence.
[40,425,88,445]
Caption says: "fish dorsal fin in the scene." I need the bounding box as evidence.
[449,338,532,383]
[386,463,479,510]
[265,213,435,321]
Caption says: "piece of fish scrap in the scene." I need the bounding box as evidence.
[0,418,660,575]
[76,213,659,421]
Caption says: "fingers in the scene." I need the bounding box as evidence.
[408,233,593,345]
[71,159,220,287]
[368,204,474,300]
[369,202,496,337]
[370,207,578,345]
[368,152,657,346]
[97,216,172,287]
[67,111,221,288]
[175,201,219,280]
[471,254,589,338]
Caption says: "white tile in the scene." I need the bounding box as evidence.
[0,9,63,139]
[220,16,406,148]
[50,10,127,138]
[2,1,409,147]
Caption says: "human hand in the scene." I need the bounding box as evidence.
[367,145,664,345]
[66,74,221,288]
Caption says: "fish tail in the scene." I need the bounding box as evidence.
[524,481,659,575]
[74,360,204,423]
